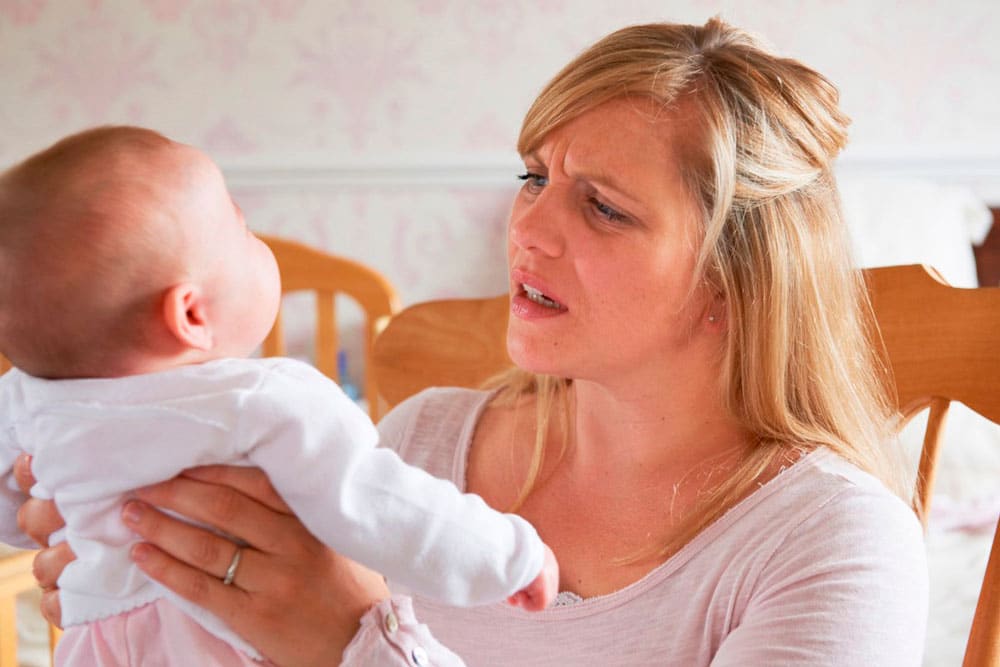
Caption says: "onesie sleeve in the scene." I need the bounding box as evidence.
[238,360,545,608]
[710,486,928,666]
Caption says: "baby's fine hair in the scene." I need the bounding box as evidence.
[0,126,181,378]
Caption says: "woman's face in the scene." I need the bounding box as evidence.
[506,96,715,385]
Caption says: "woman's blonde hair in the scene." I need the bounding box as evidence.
[491,18,907,555]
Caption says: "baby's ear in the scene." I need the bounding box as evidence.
[162,283,213,351]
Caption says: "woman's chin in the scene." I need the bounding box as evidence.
[506,337,570,378]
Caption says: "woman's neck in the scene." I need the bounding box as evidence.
[566,373,751,479]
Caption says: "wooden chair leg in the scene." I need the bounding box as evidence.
[963,514,1000,666]
[0,596,17,667]
[49,624,61,664]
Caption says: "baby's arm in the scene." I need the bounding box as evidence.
[240,361,551,608]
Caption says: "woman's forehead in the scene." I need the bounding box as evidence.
[537,99,686,185]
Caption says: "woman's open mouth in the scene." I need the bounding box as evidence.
[522,284,564,310]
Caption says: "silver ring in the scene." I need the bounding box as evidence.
[222,547,243,586]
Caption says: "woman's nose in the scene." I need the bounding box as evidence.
[508,192,565,258]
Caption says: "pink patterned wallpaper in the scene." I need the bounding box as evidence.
[1,0,998,366]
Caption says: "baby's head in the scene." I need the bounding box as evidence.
[0,126,280,378]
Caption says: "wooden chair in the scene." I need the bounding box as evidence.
[371,295,511,408]
[260,235,400,420]
[371,264,1000,666]
[865,265,1000,666]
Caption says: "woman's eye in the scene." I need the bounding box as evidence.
[589,197,628,224]
[517,172,548,194]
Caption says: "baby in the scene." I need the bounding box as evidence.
[0,127,558,665]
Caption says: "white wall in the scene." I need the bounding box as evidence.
[2,0,998,364]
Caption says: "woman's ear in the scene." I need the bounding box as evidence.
[162,284,213,351]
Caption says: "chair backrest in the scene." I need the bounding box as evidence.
[371,294,511,408]
[260,235,400,420]
[865,264,1000,667]
[372,264,1000,666]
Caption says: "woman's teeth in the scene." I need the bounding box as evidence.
[523,284,561,309]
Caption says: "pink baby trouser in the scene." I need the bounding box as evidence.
[56,599,269,666]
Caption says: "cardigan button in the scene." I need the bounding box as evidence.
[384,610,399,634]
[411,646,429,666]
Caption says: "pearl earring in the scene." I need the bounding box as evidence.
[708,315,717,322]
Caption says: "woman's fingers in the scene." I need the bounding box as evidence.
[130,531,389,666]
[13,454,35,493]
[122,469,390,666]
[123,500,266,591]
[17,497,64,548]
[32,543,75,590]
[133,475,303,555]
[14,454,65,548]
[181,465,290,513]
[32,540,72,628]
[130,542,250,629]
[39,589,62,627]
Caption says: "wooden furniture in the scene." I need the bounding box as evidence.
[865,265,1000,666]
[372,264,1000,666]
[371,295,511,408]
[260,235,400,420]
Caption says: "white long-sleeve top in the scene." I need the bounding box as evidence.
[341,387,929,666]
[0,359,543,659]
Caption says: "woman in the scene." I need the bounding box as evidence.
[18,17,926,666]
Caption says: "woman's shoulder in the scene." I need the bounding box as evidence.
[789,448,919,526]
[743,448,926,586]
[757,448,922,543]
[376,387,494,482]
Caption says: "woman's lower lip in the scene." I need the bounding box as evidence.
[510,293,567,319]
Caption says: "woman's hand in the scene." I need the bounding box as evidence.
[13,454,73,626]
[122,465,389,667]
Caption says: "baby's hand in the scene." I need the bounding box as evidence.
[506,544,558,612]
